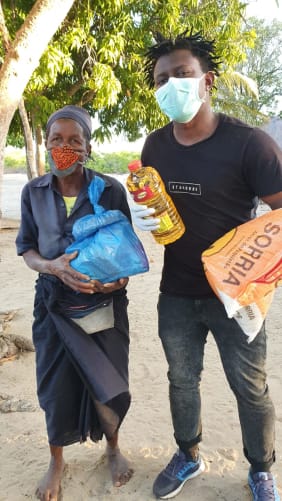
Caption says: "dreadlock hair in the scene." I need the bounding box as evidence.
[144,30,221,88]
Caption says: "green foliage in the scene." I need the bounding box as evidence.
[2,0,267,144]
[5,111,26,148]
[238,17,282,117]
[88,151,140,173]
[87,0,256,136]
[215,17,282,126]
[6,133,25,149]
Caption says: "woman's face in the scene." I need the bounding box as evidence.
[46,118,91,177]
[46,118,90,160]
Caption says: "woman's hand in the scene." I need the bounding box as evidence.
[48,251,97,293]
[90,277,129,294]
[23,249,129,294]
[49,253,129,294]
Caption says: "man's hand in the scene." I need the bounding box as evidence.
[130,202,160,231]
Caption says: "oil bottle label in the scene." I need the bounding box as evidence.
[157,212,174,233]
[132,186,154,203]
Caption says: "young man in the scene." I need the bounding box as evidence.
[131,32,282,500]
[16,105,133,500]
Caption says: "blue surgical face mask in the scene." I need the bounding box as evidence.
[155,76,206,123]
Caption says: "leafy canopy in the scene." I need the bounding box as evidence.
[1,0,260,143]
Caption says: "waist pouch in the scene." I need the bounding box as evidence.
[39,274,115,334]
[69,298,114,334]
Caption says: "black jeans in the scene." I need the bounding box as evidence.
[158,292,276,472]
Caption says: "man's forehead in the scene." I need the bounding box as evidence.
[154,50,201,73]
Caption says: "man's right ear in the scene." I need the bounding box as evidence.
[205,71,215,92]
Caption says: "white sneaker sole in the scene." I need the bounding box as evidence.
[159,457,206,499]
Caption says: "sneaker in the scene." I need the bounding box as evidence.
[248,470,280,501]
[153,449,205,499]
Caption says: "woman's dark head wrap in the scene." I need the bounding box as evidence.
[46,105,92,141]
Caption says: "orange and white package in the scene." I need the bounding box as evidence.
[202,209,282,342]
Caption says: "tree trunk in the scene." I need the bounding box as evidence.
[18,99,37,180]
[35,125,46,176]
[0,0,75,218]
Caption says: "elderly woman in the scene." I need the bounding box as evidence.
[16,105,133,500]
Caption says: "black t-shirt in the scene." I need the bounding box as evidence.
[141,113,282,297]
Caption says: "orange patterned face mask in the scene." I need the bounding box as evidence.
[51,145,80,169]
[48,146,82,177]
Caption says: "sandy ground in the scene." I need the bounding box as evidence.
[0,217,281,501]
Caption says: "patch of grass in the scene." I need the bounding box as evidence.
[4,149,26,172]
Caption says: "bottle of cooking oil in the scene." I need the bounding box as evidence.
[127,159,185,245]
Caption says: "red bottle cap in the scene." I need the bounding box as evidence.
[128,159,142,172]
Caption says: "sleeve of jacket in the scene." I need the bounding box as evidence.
[15,183,39,255]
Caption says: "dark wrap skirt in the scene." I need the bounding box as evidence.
[32,274,131,446]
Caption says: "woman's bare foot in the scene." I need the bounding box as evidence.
[36,453,65,500]
[106,445,134,487]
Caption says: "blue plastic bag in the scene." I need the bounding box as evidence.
[65,176,149,283]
